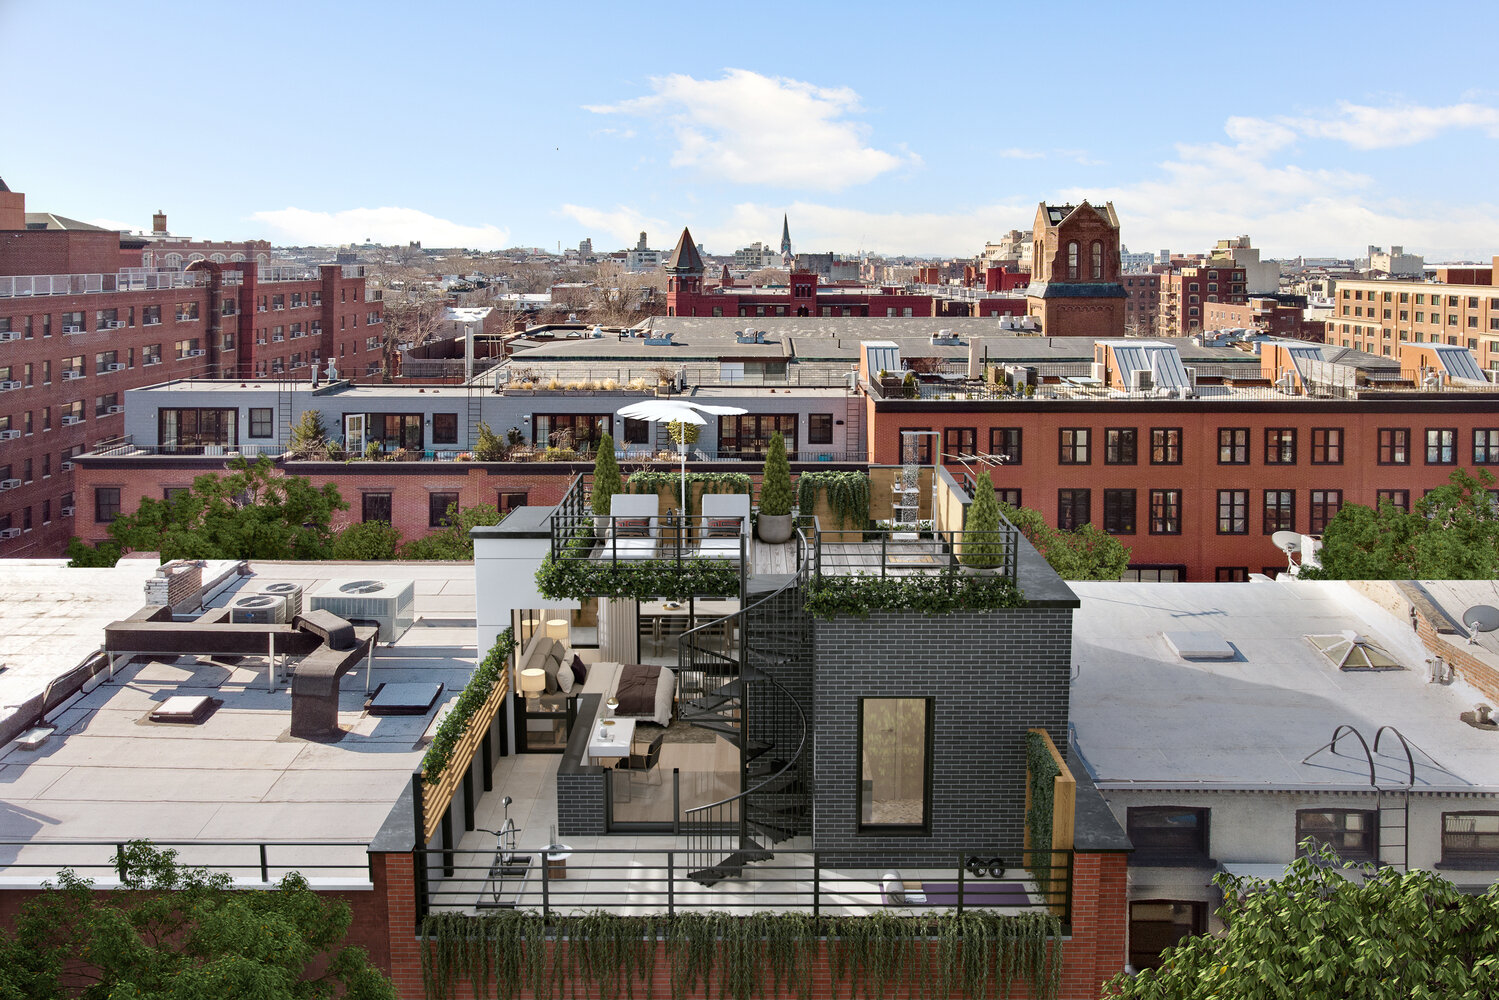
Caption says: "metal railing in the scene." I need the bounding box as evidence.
[418,846,1071,921]
[85,437,285,459]
[0,840,373,884]
[550,507,749,584]
[0,271,208,298]
[811,524,1019,582]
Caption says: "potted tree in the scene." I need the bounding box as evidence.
[591,432,622,534]
[960,470,1006,573]
[758,431,794,543]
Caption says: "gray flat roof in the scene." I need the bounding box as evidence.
[1069,579,1499,791]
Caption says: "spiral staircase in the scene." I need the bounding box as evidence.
[676,543,813,885]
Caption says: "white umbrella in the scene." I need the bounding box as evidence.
[615,399,748,513]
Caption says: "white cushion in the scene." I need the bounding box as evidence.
[556,660,575,694]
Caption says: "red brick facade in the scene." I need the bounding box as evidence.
[1157,266,1247,337]
[1025,202,1129,338]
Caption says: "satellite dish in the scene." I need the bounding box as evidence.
[1272,530,1301,553]
[1462,604,1499,644]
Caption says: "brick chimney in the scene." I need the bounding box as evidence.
[0,178,25,231]
[153,210,168,235]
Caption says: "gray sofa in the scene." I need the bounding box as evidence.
[519,635,585,710]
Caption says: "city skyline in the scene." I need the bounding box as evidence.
[3,0,1498,259]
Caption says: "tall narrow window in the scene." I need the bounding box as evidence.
[1067,241,1079,280]
[1103,489,1136,534]
[1058,489,1091,529]
[1091,241,1103,279]
[858,698,931,831]
[1149,489,1182,534]
[1217,490,1248,535]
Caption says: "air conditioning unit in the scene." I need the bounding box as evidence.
[60,505,75,517]
[107,405,124,414]
[107,363,125,372]
[228,592,289,625]
[1129,369,1154,391]
[60,461,73,471]
[1090,362,1107,383]
[143,358,162,366]
[0,330,19,341]
[0,380,19,391]
[249,581,304,620]
[62,370,82,380]
[188,349,205,357]
[0,430,19,440]
[107,320,126,329]
[61,415,81,426]
[62,325,81,334]
[0,479,20,490]
[0,528,21,539]
[307,578,415,643]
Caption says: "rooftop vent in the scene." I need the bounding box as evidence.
[1163,631,1235,660]
[1306,631,1402,671]
[930,328,960,345]
[148,694,217,725]
[308,578,415,643]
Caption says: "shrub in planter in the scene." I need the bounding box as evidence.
[591,433,622,517]
[474,422,507,462]
[758,432,794,543]
[961,470,1006,570]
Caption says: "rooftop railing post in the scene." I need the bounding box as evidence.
[672,769,681,836]
[811,850,821,919]
[541,848,551,921]
[956,853,965,916]
[881,531,888,579]
[667,853,676,917]
[260,843,269,883]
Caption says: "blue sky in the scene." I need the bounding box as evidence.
[4,0,1498,260]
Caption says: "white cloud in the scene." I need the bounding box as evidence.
[248,206,511,249]
[558,204,670,248]
[586,69,917,190]
[87,217,139,233]
[689,200,1033,257]
[998,148,1045,160]
[1230,100,1499,151]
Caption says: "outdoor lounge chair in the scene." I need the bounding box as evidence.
[604,493,660,560]
[696,493,749,562]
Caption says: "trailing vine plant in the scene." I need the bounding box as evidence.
[420,627,513,784]
[1026,730,1062,905]
[804,569,1024,619]
[795,471,870,529]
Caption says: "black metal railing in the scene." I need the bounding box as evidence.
[417,846,1071,922]
[810,525,1019,582]
[0,840,373,883]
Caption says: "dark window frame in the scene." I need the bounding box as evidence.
[94,486,122,524]
[428,491,459,528]
[1150,427,1183,465]
[1215,567,1249,582]
[897,428,933,465]
[1149,488,1182,535]
[1263,489,1295,534]
[989,427,1022,465]
[856,697,934,834]
[807,413,834,445]
[1378,428,1410,465]
[1376,488,1410,512]
[432,412,459,445]
[1474,428,1499,465]
[1217,489,1248,535]
[1440,811,1499,867]
[1104,427,1138,465]
[1127,806,1211,866]
[942,426,977,461]
[1103,488,1136,535]
[1310,427,1343,465]
[1058,488,1091,530]
[1309,489,1343,534]
[1059,427,1091,465]
[1218,427,1249,465]
[1296,808,1377,861]
[361,492,393,524]
[1426,428,1458,465]
[1264,428,1297,465]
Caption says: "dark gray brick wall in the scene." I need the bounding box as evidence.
[557,693,608,836]
[811,607,1073,863]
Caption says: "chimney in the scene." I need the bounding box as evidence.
[153,210,168,234]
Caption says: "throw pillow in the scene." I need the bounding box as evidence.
[556,660,575,693]
[615,517,650,538]
[571,653,588,686]
[542,649,563,693]
[707,516,741,538]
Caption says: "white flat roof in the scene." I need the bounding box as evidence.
[1070,579,1499,792]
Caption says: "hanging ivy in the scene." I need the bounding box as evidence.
[803,569,1024,619]
[624,471,752,515]
[419,910,1063,1000]
[420,627,514,785]
[1025,731,1062,905]
[795,471,871,529]
[535,549,741,602]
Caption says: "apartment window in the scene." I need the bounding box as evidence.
[942,427,977,460]
[1057,489,1091,530]
[429,491,459,528]
[1103,489,1136,534]
[1426,428,1458,465]
[174,302,200,322]
[1091,240,1103,279]
[1474,429,1499,465]
[859,698,931,832]
[249,408,273,438]
[1150,428,1182,465]
[361,492,392,524]
[1378,428,1410,465]
[94,393,119,417]
[430,412,459,445]
[174,339,200,359]
[807,414,833,445]
[1310,428,1343,465]
[1264,428,1296,464]
[1309,490,1343,533]
[1214,489,1247,535]
[1264,490,1295,533]
[1059,428,1090,464]
[1067,241,1079,280]
[94,487,121,523]
[1218,427,1249,464]
[989,427,1021,464]
[718,414,794,458]
[897,428,932,465]
[1127,807,1210,865]
[1105,428,1137,465]
[1149,489,1182,534]
[1215,567,1249,582]
[622,417,649,446]
[1376,489,1410,512]
[1297,809,1376,861]
[1441,812,1499,867]
[498,491,528,512]
[996,488,1021,508]
[272,294,285,310]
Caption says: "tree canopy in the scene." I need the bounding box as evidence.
[398,501,506,560]
[0,840,394,1000]
[1106,850,1499,1000]
[1303,467,1499,579]
[66,456,348,567]
[999,502,1131,580]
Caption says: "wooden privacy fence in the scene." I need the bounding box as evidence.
[1026,727,1076,918]
[421,667,509,843]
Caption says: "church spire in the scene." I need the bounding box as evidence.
[780,214,792,258]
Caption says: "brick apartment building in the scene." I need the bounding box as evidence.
[1327,261,1499,368]
[1157,264,1247,336]
[1023,201,1129,338]
[1202,294,1325,342]
[1122,273,1160,335]
[0,179,383,557]
[128,209,273,270]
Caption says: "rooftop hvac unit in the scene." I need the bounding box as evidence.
[107,320,126,329]
[62,370,82,380]
[106,405,124,414]
[0,330,20,341]
[228,592,289,625]
[1090,362,1107,383]
[1129,369,1154,391]
[252,581,304,619]
[107,363,125,372]
[61,415,81,426]
[188,349,205,357]
[307,578,415,643]
[60,461,73,471]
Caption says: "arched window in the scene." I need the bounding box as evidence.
[1067,241,1079,279]
[164,253,182,268]
[1092,241,1103,279]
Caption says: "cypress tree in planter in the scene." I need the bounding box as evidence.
[961,470,1007,572]
[591,433,622,532]
[758,431,794,543]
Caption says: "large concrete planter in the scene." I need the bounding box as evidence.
[757,513,794,544]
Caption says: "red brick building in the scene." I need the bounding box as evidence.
[664,229,1028,320]
[1328,263,1499,366]
[1157,264,1247,336]
[1121,273,1160,336]
[1024,201,1128,337]
[1201,295,1324,342]
[0,180,383,556]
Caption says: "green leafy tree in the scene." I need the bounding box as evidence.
[666,419,700,446]
[961,470,1005,568]
[1105,849,1499,1000]
[286,409,328,458]
[331,519,403,560]
[1304,468,1499,579]
[591,433,622,516]
[0,840,394,1000]
[400,501,505,560]
[1000,502,1130,580]
[759,431,793,516]
[473,421,507,462]
[67,456,347,567]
